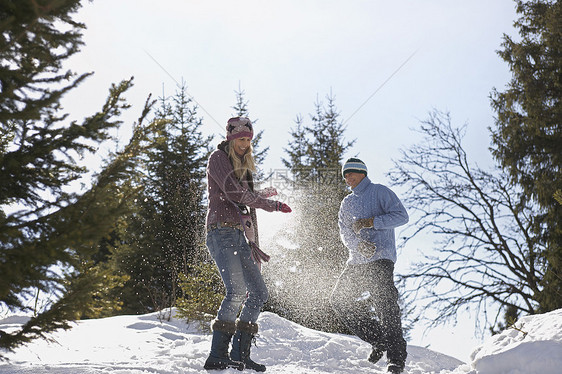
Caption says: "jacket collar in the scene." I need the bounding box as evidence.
[352,176,371,195]
[217,140,229,153]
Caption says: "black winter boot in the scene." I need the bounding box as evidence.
[231,319,266,372]
[204,320,244,371]
[388,364,404,373]
[368,344,385,364]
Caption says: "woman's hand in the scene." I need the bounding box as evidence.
[276,202,292,213]
[259,187,278,198]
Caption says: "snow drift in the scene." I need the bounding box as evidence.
[0,308,561,373]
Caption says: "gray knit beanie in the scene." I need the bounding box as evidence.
[342,157,368,177]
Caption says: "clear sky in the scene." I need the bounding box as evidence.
[64,0,519,362]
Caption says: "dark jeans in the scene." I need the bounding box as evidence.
[206,227,268,324]
[330,259,407,366]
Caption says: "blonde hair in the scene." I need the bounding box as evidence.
[228,140,256,181]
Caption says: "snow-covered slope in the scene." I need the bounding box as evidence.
[0,308,560,374]
[462,308,562,374]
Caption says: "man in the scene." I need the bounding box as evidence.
[330,157,409,374]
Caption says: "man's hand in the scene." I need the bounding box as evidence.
[357,241,377,258]
[352,218,374,234]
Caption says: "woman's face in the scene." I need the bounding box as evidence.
[233,137,252,156]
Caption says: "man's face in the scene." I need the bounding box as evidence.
[344,172,366,189]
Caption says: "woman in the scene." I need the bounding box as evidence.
[203,117,292,372]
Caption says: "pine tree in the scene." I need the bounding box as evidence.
[0,0,156,352]
[282,118,310,181]
[107,82,213,314]
[555,190,562,205]
[490,0,562,312]
[264,92,355,332]
[175,263,225,327]
[231,84,269,180]
[0,0,89,124]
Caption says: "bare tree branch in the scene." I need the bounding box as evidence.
[389,110,544,331]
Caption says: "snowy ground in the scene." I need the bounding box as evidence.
[0,308,561,374]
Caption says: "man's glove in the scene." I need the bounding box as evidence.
[357,241,377,259]
[352,218,374,234]
[276,202,292,213]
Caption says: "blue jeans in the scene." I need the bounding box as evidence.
[206,227,268,323]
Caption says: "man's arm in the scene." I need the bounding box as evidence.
[351,186,408,233]
[371,186,409,230]
[338,202,361,250]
